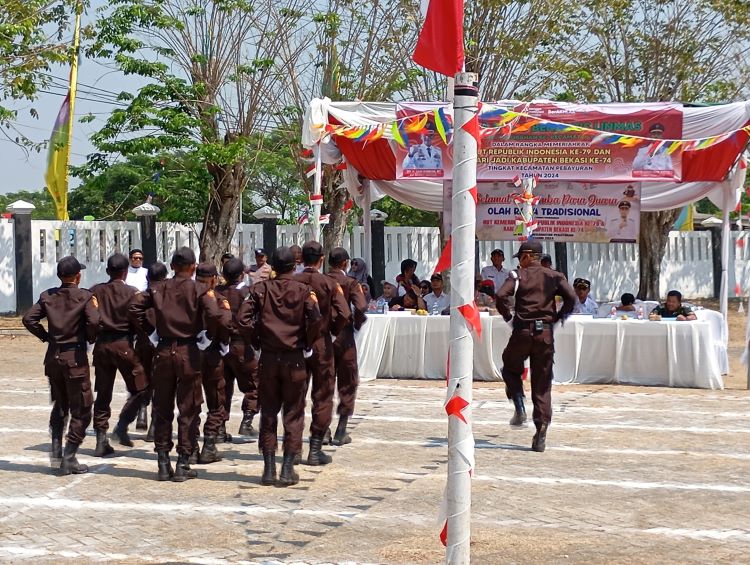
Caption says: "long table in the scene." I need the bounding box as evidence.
[355,313,724,389]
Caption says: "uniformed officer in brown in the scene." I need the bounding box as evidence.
[193,262,231,464]
[23,256,99,475]
[217,257,259,441]
[327,247,368,446]
[296,241,350,465]
[90,253,149,457]
[129,247,230,482]
[496,240,575,452]
[238,246,322,487]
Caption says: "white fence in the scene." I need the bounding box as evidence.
[0,218,748,312]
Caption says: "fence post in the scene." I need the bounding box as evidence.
[709,226,722,299]
[554,242,569,277]
[7,200,35,315]
[253,206,280,252]
[370,209,388,297]
[133,200,160,268]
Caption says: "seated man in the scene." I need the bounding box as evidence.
[572,278,598,315]
[423,273,450,314]
[480,249,509,294]
[649,290,697,321]
[389,288,426,311]
[619,293,636,312]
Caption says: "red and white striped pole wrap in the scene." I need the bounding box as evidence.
[444,71,479,564]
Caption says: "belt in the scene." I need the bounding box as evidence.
[55,343,84,352]
[513,321,553,331]
[158,337,197,345]
[98,331,132,343]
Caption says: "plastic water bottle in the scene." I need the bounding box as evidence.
[376,296,386,314]
[637,306,644,320]
[610,306,617,320]
[431,300,440,316]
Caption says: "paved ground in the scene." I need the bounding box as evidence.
[2,335,750,564]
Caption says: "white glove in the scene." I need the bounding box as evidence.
[87,342,95,355]
[219,342,230,357]
[330,334,337,344]
[149,330,159,348]
[303,349,313,359]
[196,330,211,351]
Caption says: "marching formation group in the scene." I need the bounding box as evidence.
[22,242,366,487]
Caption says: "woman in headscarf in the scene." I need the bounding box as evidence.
[348,257,373,289]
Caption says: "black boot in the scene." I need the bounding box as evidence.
[278,452,299,486]
[136,405,148,430]
[145,417,155,442]
[238,411,257,436]
[157,450,174,481]
[188,445,199,466]
[509,393,527,426]
[50,436,63,461]
[306,434,332,466]
[261,451,277,486]
[198,435,222,464]
[293,452,302,465]
[172,453,198,482]
[323,427,332,445]
[332,416,351,446]
[217,422,232,443]
[111,420,134,447]
[60,443,88,475]
[94,429,115,457]
[532,423,548,453]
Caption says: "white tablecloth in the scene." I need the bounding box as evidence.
[355,314,723,389]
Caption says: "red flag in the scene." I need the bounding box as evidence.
[440,520,448,546]
[445,394,469,423]
[413,0,465,76]
[469,185,477,204]
[343,199,354,212]
[434,237,452,274]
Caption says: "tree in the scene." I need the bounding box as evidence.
[560,0,750,299]
[0,0,79,148]
[86,0,315,262]
[0,189,58,219]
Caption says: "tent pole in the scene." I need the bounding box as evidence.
[446,71,478,565]
[312,143,323,242]
[363,185,373,277]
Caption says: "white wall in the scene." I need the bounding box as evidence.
[0,220,15,313]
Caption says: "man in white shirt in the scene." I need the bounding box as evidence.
[572,278,598,315]
[423,273,450,314]
[480,249,510,294]
[632,123,674,174]
[125,248,148,291]
[606,201,638,242]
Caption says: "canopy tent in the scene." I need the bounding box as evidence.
[302,98,750,322]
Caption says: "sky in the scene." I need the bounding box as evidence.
[0,2,142,195]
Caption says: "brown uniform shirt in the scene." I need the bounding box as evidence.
[90,279,138,335]
[216,282,250,341]
[296,268,351,336]
[237,272,322,353]
[128,276,228,340]
[23,283,100,361]
[496,264,576,324]
[328,271,368,332]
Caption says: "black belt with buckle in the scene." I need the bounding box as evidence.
[55,343,84,352]
[513,320,552,332]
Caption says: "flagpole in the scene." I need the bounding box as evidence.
[312,143,323,242]
[62,4,83,221]
[446,71,478,565]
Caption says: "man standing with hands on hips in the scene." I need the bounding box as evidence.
[496,240,576,452]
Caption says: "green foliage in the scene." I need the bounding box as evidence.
[0,189,58,219]
[0,0,81,146]
[377,197,439,228]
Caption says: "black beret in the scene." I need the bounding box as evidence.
[171,247,196,267]
[196,262,218,278]
[106,253,129,272]
[222,258,245,280]
[271,246,296,273]
[57,256,86,278]
[513,240,543,258]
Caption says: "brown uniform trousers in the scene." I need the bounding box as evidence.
[46,346,94,445]
[152,341,204,455]
[135,337,154,408]
[197,345,227,437]
[223,341,258,418]
[306,334,336,435]
[258,350,308,455]
[502,323,555,425]
[92,337,148,431]
[333,331,359,416]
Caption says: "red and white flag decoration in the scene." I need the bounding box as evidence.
[305,163,316,178]
[412,0,465,77]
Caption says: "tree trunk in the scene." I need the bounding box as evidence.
[637,209,680,300]
[321,167,351,252]
[199,164,244,266]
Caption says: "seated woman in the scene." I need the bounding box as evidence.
[389,288,426,311]
[396,259,420,296]
[419,280,432,297]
